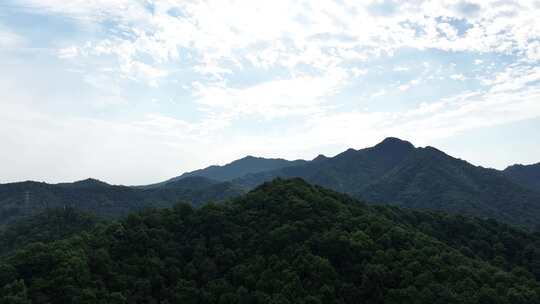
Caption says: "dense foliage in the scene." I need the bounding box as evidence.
[0,207,98,255]
[0,177,243,226]
[1,179,539,303]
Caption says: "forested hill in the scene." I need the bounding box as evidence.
[1,178,539,303]
[232,138,540,228]
[0,176,244,226]
[0,207,99,255]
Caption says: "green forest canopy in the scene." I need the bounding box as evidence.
[1,178,540,303]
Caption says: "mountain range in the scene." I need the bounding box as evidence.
[1,137,540,229]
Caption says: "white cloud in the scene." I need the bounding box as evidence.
[351,67,368,77]
[393,66,409,72]
[3,0,540,183]
[192,68,349,119]
[398,84,411,91]
[24,0,537,85]
[301,64,540,149]
[14,0,145,22]
[57,46,80,59]
[437,22,459,40]
[398,79,420,91]
[0,26,25,49]
[0,100,232,184]
[371,89,387,98]
[450,73,467,81]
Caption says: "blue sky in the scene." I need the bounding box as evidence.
[1,0,539,185]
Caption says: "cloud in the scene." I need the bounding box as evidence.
[367,0,401,16]
[192,68,348,119]
[0,100,231,184]
[398,79,420,91]
[3,0,540,183]
[21,0,538,83]
[393,66,410,72]
[0,26,25,49]
[12,0,145,22]
[450,73,467,81]
[371,89,387,98]
[301,64,540,149]
[454,1,482,18]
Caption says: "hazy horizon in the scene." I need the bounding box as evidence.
[1,135,539,185]
[1,0,540,184]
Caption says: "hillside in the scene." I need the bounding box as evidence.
[233,138,540,228]
[156,156,307,186]
[0,207,99,255]
[1,179,539,303]
[359,147,540,228]
[0,177,244,226]
[504,163,540,193]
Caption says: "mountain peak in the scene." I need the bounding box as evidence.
[238,155,260,161]
[375,137,414,148]
[313,154,328,162]
[70,178,110,188]
[373,137,415,154]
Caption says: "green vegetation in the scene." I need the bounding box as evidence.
[0,177,244,226]
[0,207,98,255]
[1,178,539,303]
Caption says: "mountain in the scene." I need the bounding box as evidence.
[233,138,540,228]
[359,147,540,228]
[3,137,539,229]
[56,178,112,189]
[504,163,540,193]
[2,179,539,303]
[157,155,307,185]
[0,176,244,226]
[234,137,415,190]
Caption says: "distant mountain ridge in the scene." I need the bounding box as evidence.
[233,137,416,191]
[503,162,540,193]
[230,138,540,228]
[2,137,540,229]
[0,176,243,226]
[166,155,307,183]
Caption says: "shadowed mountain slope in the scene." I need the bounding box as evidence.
[233,138,540,228]
[161,156,307,185]
[504,163,540,193]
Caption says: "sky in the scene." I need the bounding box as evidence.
[1,0,540,185]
